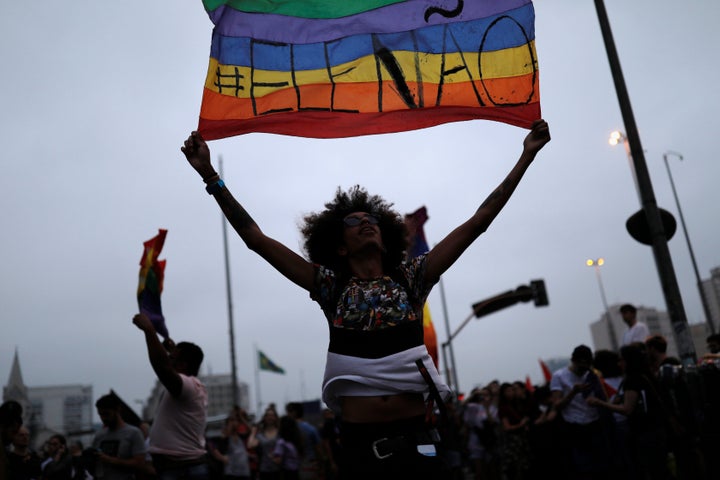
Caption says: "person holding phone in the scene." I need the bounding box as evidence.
[550,345,610,480]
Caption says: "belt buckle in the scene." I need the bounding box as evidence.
[371,438,393,460]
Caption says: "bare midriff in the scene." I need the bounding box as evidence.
[340,393,426,423]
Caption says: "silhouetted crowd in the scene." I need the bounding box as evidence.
[3,332,719,480]
[206,333,720,480]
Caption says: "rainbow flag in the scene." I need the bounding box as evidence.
[198,0,540,139]
[137,229,169,339]
[405,206,438,367]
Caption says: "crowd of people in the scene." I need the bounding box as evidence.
[5,120,720,480]
[3,328,719,480]
[453,329,720,480]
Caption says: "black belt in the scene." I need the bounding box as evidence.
[371,429,442,460]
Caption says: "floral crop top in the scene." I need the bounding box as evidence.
[311,254,433,330]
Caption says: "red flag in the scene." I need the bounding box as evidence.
[601,378,617,398]
[525,376,535,393]
[539,358,552,384]
[592,367,618,399]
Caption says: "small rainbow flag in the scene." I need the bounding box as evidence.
[138,229,169,339]
[406,206,438,368]
[198,0,540,139]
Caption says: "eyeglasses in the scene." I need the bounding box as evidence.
[343,214,379,227]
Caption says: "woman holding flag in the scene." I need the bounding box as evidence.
[181,119,550,479]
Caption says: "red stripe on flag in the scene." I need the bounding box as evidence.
[539,358,552,383]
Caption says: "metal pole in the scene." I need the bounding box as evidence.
[448,311,480,345]
[219,157,239,407]
[254,344,262,416]
[593,264,618,351]
[438,276,460,394]
[663,152,715,334]
[440,341,449,385]
[594,0,697,363]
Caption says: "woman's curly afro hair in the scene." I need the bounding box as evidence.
[301,185,408,274]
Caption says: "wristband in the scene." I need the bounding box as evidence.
[205,179,225,195]
[203,173,220,184]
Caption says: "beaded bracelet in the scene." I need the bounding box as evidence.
[205,179,225,195]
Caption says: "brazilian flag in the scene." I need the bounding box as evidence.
[258,350,285,374]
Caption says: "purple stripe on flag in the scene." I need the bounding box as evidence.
[209,0,532,44]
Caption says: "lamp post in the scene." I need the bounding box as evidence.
[663,151,715,334]
[219,156,239,407]
[586,258,618,351]
[595,0,696,364]
[438,277,461,395]
[441,281,548,396]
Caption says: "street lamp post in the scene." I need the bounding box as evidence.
[586,258,618,351]
[438,277,461,396]
[608,130,696,362]
[596,0,696,364]
[219,157,239,407]
[663,151,715,334]
[442,281,548,396]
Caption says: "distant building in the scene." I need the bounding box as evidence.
[701,266,720,334]
[26,385,93,435]
[142,373,250,421]
[3,349,30,426]
[691,323,710,358]
[543,357,571,374]
[3,350,93,448]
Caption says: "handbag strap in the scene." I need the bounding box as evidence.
[415,359,449,426]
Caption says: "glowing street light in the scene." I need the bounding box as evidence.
[586,258,604,267]
[609,130,645,205]
[586,258,618,351]
[608,130,624,146]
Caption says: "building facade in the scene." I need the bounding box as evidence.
[702,266,720,334]
[25,384,94,435]
[3,350,94,448]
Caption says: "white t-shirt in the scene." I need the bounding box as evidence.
[149,374,207,458]
[550,367,600,425]
[622,321,650,346]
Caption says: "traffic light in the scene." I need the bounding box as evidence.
[530,279,548,307]
[471,280,548,318]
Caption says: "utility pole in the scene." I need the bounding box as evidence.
[594,0,696,363]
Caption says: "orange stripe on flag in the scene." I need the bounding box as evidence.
[423,303,438,369]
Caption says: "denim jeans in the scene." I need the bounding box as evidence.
[156,462,209,480]
[152,454,209,480]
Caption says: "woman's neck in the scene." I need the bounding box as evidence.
[347,253,383,279]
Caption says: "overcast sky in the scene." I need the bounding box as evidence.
[2,1,719,420]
